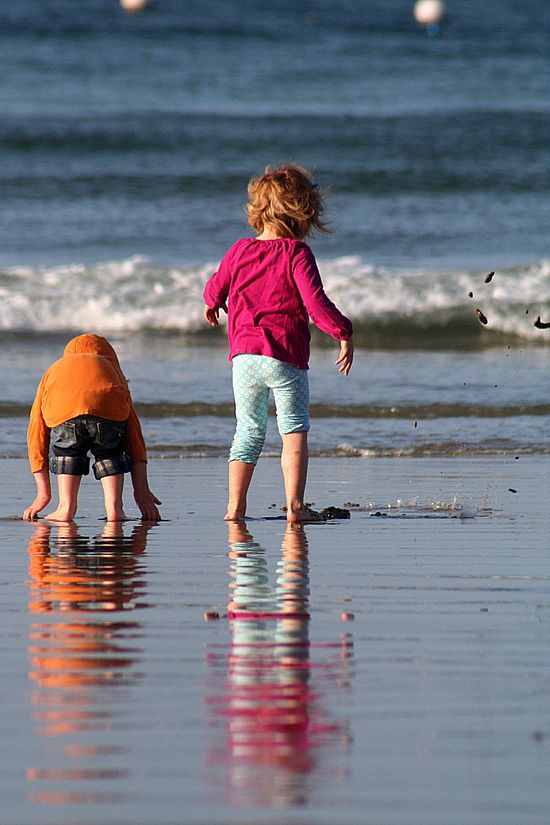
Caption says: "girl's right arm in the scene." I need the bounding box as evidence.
[203,246,233,315]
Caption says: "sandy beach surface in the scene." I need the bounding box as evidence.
[1,454,549,825]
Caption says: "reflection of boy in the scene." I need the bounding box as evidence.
[24,334,161,522]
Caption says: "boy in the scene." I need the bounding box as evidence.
[23,334,161,522]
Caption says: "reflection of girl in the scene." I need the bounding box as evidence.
[224,523,313,804]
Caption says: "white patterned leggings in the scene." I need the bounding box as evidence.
[229,354,310,464]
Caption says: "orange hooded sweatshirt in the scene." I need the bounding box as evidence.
[27,334,147,473]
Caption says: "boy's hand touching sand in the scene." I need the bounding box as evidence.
[336,336,354,376]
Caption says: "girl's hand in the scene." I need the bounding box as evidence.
[204,303,227,327]
[336,337,354,376]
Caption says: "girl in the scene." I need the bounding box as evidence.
[203,164,353,522]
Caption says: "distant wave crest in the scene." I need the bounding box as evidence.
[1,255,549,344]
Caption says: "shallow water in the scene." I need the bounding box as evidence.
[2,456,550,824]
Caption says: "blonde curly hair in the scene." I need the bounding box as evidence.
[246,164,327,240]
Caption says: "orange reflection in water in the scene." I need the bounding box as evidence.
[26,520,153,804]
[206,523,353,807]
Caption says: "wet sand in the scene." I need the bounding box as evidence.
[1,455,550,825]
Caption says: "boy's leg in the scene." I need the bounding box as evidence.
[44,474,82,522]
[47,419,89,521]
[226,356,269,520]
[100,473,127,522]
[90,417,131,520]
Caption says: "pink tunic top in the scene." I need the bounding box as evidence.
[203,238,353,370]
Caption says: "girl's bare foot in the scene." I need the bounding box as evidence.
[224,508,246,522]
[106,508,128,522]
[287,504,326,524]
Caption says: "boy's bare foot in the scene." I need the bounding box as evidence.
[44,508,76,523]
[287,505,326,524]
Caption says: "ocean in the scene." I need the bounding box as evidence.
[1,0,549,466]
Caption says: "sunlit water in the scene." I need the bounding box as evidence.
[2,457,550,824]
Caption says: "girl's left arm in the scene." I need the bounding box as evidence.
[292,245,353,341]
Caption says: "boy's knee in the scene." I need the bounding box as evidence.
[93,454,132,480]
[49,455,90,476]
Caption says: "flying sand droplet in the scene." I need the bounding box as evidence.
[475,308,488,325]
[484,271,495,283]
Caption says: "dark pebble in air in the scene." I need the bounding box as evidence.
[468,291,474,298]
[484,271,495,283]
[508,488,518,493]
[534,316,550,329]
[320,506,351,520]
[475,308,488,325]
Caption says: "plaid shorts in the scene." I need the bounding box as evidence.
[49,415,132,480]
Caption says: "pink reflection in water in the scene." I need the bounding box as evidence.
[205,523,353,807]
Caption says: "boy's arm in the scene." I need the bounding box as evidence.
[27,377,51,474]
[23,468,52,520]
[24,378,52,519]
[125,405,161,521]
[131,461,161,522]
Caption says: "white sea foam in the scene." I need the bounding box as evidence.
[1,255,549,340]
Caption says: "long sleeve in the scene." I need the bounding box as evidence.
[292,245,353,341]
[125,403,148,463]
[27,376,51,473]
[203,248,233,310]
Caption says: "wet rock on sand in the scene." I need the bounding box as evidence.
[320,506,351,520]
